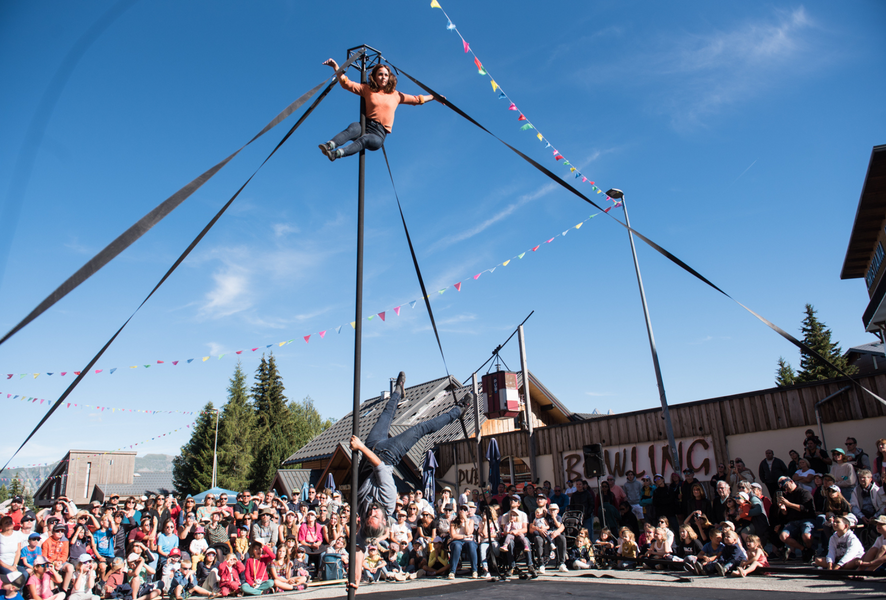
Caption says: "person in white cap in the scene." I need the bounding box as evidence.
[850,514,886,571]
[814,514,864,570]
[68,555,98,600]
[25,556,63,600]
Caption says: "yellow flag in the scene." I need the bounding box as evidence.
[575,223,583,229]
[537,133,543,141]
[503,260,510,266]
[570,167,576,172]
[430,0,442,8]
[278,341,286,347]
[202,356,209,362]
[350,322,356,329]
[491,80,498,92]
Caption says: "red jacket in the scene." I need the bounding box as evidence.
[243,546,274,586]
[218,559,244,587]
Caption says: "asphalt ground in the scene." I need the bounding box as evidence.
[271,568,886,600]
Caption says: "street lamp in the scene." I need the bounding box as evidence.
[606,188,681,474]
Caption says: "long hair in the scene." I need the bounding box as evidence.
[367,64,397,93]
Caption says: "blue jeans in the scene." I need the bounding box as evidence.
[363,386,462,468]
[449,539,478,575]
[331,120,386,158]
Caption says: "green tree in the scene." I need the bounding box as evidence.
[8,476,25,499]
[216,362,256,491]
[794,304,858,383]
[775,357,796,387]
[248,354,290,491]
[0,484,8,503]
[289,396,334,454]
[172,401,217,496]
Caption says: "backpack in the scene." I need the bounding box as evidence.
[322,554,345,581]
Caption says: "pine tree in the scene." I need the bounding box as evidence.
[172,402,217,496]
[248,354,290,491]
[795,304,858,383]
[0,484,8,503]
[289,396,334,454]
[8,476,25,499]
[775,357,796,387]
[216,362,256,491]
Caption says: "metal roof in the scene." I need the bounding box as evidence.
[93,472,175,499]
[270,468,322,498]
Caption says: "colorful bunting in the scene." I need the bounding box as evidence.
[454,282,462,291]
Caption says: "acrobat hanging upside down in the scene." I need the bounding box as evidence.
[318,59,443,162]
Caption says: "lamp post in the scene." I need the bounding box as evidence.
[606,188,681,475]
[211,408,220,489]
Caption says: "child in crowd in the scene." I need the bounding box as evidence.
[269,547,306,591]
[189,528,208,565]
[532,508,552,543]
[568,529,594,570]
[242,542,274,595]
[734,534,768,577]
[195,549,218,590]
[232,527,250,562]
[387,541,416,579]
[638,522,655,554]
[594,528,617,568]
[643,527,672,569]
[704,529,747,576]
[674,525,704,571]
[814,515,864,571]
[381,542,410,581]
[20,533,43,571]
[362,546,385,583]
[501,511,529,551]
[216,553,243,597]
[169,559,214,600]
[616,529,638,569]
[693,528,723,575]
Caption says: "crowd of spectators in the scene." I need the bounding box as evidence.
[1,432,885,599]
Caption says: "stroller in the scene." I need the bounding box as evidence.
[561,508,585,548]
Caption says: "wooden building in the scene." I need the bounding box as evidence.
[34,450,137,508]
[435,374,886,496]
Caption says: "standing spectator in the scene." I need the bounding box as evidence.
[606,476,627,508]
[548,486,570,511]
[520,484,537,516]
[875,439,886,484]
[710,463,729,488]
[564,480,577,497]
[569,481,595,534]
[845,438,871,472]
[622,471,643,520]
[728,459,755,494]
[758,450,790,498]
[679,469,700,518]
[786,450,802,476]
[791,458,816,493]
[831,448,858,499]
[803,438,831,474]
[651,475,675,528]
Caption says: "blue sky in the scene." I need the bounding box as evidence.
[1,1,884,469]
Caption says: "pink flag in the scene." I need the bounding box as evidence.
[74,371,81,375]
[554,154,564,161]
[532,245,540,252]
[463,39,470,53]
[473,273,481,280]
[317,330,325,338]
[508,103,517,111]
[172,361,179,365]
[518,114,526,121]
[251,347,259,351]
[304,335,311,343]
[546,237,554,243]
[378,312,386,321]
[95,369,102,374]
[157,360,164,364]
[454,282,462,291]
[581,177,588,182]
[236,350,242,355]
[394,306,401,316]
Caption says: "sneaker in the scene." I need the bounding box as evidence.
[456,391,472,410]
[448,572,455,579]
[782,547,792,562]
[714,562,726,577]
[408,572,417,580]
[558,564,568,573]
[318,143,330,158]
[471,571,478,579]
[415,570,426,579]
[478,568,488,578]
[538,565,545,575]
[693,561,704,576]
[395,371,406,394]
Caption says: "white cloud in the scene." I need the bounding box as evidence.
[643,7,816,128]
[198,264,253,319]
[272,223,299,237]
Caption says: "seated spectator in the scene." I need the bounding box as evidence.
[729,459,756,494]
[830,448,857,498]
[19,532,42,571]
[436,488,456,515]
[195,548,218,589]
[170,559,213,600]
[25,556,63,600]
[593,527,617,568]
[567,529,593,570]
[268,546,306,591]
[733,534,768,577]
[787,450,802,477]
[874,439,886,485]
[616,528,638,569]
[241,542,274,595]
[792,458,816,493]
[775,476,816,562]
[846,437,871,472]
[361,546,385,583]
[803,438,831,474]
[499,509,531,574]
[642,527,672,569]
[853,514,886,571]
[68,555,99,600]
[703,528,746,576]
[249,510,278,550]
[814,515,863,570]
[216,552,243,597]
[178,498,197,528]
[673,524,703,571]
[476,506,500,578]
[617,502,639,536]
[692,527,723,574]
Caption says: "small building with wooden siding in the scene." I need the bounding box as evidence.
[34,450,137,508]
[435,374,886,496]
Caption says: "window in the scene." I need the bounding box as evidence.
[866,242,885,289]
[499,456,531,486]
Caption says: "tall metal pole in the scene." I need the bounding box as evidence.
[518,325,538,483]
[211,409,219,489]
[472,372,482,487]
[347,48,367,600]
[621,195,681,474]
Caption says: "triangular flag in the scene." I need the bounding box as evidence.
[378,312,385,321]
[554,154,564,160]
[454,282,462,291]
[503,260,510,266]
[491,80,498,92]
[336,326,342,334]
[518,253,525,259]
[537,133,543,141]
[520,124,534,131]
[218,354,225,359]
[531,245,540,252]
[447,20,456,30]
[95,369,102,374]
[187,358,194,363]
[350,322,356,329]
[235,350,242,355]
[508,103,517,111]
[252,348,258,351]
[278,341,286,347]
[474,57,484,74]
[368,315,374,321]
[319,330,326,338]
[304,335,311,343]
[498,92,507,100]
[74,371,81,375]
[463,39,470,53]
[157,360,164,364]
[410,301,417,308]
[430,0,441,8]
[570,167,576,172]
[110,368,116,374]
[545,142,551,148]
[562,230,568,236]
[604,206,612,213]
[394,306,401,316]
[489,267,496,274]
[581,177,588,182]
[546,237,554,243]
[518,114,526,121]
[202,357,209,362]
[439,289,446,294]
[575,172,582,178]
[473,273,481,280]
[47,372,53,376]
[576,222,583,229]
[144,365,150,369]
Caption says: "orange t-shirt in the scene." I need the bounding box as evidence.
[338,75,422,133]
[41,537,69,564]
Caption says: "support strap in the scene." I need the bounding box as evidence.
[0,49,365,348]
[0,73,339,474]
[388,61,886,408]
[381,146,450,379]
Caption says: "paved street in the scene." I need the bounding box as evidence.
[277,569,886,600]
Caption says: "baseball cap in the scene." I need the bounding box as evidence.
[194,526,205,534]
[33,556,49,566]
[78,554,94,564]
[28,533,41,540]
[750,483,762,490]
[90,501,102,507]
[777,476,791,485]
[127,554,141,563]
[536,492,546,498]
[828,484,840,492]
[831,447,846,455]
[206,548,217,555]
[872,515,886,525]
[737,492,749,501]
[0,572,24,589]
[21,514,35,522]
[169,548,181,557]
[11,495,23,503]
[53,524,67,532]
